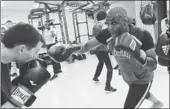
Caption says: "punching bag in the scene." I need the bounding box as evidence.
[140,1,156,25]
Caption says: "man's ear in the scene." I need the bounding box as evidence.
[124,17,128,23]
[16,45,26,54]
[122,17,128,26]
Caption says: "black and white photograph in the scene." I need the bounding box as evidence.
[1,0,169,108]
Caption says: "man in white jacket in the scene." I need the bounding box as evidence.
[161,10,169,34]
[43,21,62,80]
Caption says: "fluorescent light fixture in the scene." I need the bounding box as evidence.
[1,1,4,7]
[167,1,169,12]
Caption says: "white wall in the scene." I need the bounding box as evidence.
[65,10,95,43]
[109,1,136,18]
[64,1,136,43]
[1,1,35,24]
[1,1,136,43]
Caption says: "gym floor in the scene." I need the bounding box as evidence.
[21,54,169,108]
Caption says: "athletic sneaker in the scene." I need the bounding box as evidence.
[92,77,99,82]
[57,69,62,74]
[50,74,58,81]
[113,64,119,70]
[105,86,117,92]
[151,101,163,108]
[54,69,62,74]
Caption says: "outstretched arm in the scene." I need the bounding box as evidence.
[75,37,102,54]
[47,29,112,63]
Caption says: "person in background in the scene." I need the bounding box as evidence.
[5,20,13,29]
[92,10,117,92]
[160,9,170,73]
[161,10,169,34]
[43,21,62,81]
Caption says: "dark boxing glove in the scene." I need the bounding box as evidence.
[9,60,51,107]
[12,58,48,86]
[47,44,81,63]
[114,32,147,66]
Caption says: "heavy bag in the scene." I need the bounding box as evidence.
[140,2,156,25]
[155,33,170,60]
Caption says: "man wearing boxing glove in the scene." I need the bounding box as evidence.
[47,7,163,108]
[161,10,169,34]
[1,23,49,108]
[91,10,116,92]
[10,60,51,107]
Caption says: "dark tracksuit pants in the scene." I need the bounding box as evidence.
[94,51,113,87]
[124,82,152,108]
[47,44,61,74]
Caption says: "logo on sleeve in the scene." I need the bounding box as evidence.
[129,39,136,51]
[162,45,169,55]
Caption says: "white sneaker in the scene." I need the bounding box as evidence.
[151,101,163,108]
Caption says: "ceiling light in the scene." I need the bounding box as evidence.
[1,1,4,7]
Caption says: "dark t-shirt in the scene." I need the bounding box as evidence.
[1,63,11,106]
[95,24,154,51]
[95,24,154,84]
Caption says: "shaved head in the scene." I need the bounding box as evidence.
[105,7,129,36]
[106,7,128,23]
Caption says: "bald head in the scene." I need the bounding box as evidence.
[106,7,128,23]
[95,10,107,21]
[93,23,103,36]
[105,7,129,36]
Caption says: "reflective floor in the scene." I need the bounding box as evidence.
[23,55,169,108]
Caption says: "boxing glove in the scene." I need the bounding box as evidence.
[114,32,147,66]
[47,44,81,63]
[12,58,48,86]
[12,60,38,86]
[9,60,51,107]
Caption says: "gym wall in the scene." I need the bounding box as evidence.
[64,1,136,43]
[109,1,136,18]
[1,1,144,44]
[65,10,95,43]
[135,1,167,43]
[1,1,34,24]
